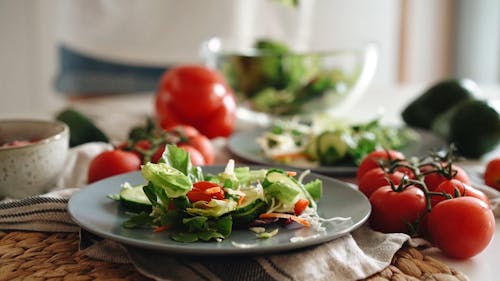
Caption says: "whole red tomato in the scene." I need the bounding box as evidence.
[88,150,141,183]
[163,125,215,164]
[358,167,407,198]
[427,197,495,259]
[421,163,471,191]
[356,150,405,182]
[430,179,490,207]
[177,144,206,166]
[369,185,427,234]
[156,65,236,139]
[484,158,500,190]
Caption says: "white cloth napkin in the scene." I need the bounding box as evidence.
[1,142,498,281]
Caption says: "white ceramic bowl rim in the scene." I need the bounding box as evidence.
[0,119,69,151]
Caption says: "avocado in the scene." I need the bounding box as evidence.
[431,99,500,158]
[402,79,479,129]
[55,108,108,147]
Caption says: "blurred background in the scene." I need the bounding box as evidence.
[0,0,499,117]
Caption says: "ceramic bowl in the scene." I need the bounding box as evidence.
[0,119,69,199]
[202,37,378,124]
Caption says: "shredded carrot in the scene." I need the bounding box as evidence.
[286,171,297,177]
[237,195,246,206]
[271,152,307,162]
[205,186,222,194]
[153,225,171,233]
[259,213,311,228]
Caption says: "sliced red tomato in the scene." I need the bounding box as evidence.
[187,181,225,202]
[294,199,309,215]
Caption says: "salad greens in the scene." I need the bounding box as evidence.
[257,115,418,167]
[115,145,323,243]
[220,39,360,115]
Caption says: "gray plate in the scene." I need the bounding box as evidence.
[68,166,371,256]
[228,127,446,177]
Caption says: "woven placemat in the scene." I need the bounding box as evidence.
[0,231,468,281]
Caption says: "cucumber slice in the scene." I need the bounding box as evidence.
[119,185,152,213]
[231,188,267,227]
[316,131,347,165]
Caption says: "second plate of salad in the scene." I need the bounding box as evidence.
[228,118,446,176]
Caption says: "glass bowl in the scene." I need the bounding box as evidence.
[202,37,378,125]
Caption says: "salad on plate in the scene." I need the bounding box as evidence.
[257,115,418,168]
[110,145,348,243]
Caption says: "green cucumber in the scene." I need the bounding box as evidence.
[231,189,267,227]
[316,131,347,165]
[119,185,152,213]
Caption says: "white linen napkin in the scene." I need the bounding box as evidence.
[0,142,497,281]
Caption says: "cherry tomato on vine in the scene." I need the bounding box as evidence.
[420,163,471,191]
[177,144,205,166]
[162,125,215,164]
[358,167,407,198]
[88,150,141,183]
[484,158,500,190]
[427,197,495,259]
[156,65,236,138]
[430,179,490,207]
[369,185,427,234]
[356,150,405,182]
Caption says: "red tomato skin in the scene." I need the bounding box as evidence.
[177,144,205,166]
[194,94,237,139]
[421,164,471,191]
[187,181,225,202]
[294,199,309,215]
[155,65,236,138]
[356,150,405,182]
[358,167,406,198]
[158,65,228,118]
[151,144,165,164]
[88,150,141,183]
[369,185,427,234]
[431,179,490,207]
[164,124,200,139]
[185,134,215,164]
[484,158,500,190]
[427,197,495,259]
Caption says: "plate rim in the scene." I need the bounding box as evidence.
[68,166,371,256]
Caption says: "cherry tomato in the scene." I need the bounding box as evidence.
[163,124,200,140]
[184,134,215,164]
[421,163,471,191]
[358,167,407,198]
[156,65,236,138]
[356,150,405,182]
[88,150,141,183]
[427,197,495,259]
[369,185,427,234]
[294,199,309,215]
[177,144,205,166]
[187,181,225,202]
[151,144,165,164]
[484,158,500,190]
[430,179,490,207]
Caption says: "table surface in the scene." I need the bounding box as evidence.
[5,83,499,281]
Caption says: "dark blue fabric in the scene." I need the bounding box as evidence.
[54,45,169,95]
